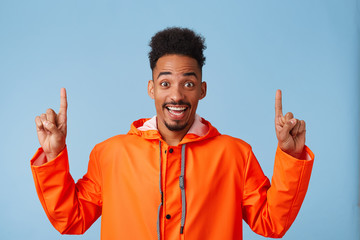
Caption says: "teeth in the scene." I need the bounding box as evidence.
[167,106,187,116]
[167,106,186,111]
[169,110,183,116]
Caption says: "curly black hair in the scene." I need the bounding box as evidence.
[148,27,206,70]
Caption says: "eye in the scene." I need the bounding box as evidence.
[184,82,194,88]
[160,81,169,87]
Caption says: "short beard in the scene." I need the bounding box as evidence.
[164,120,188,132]
[162,100,191,132]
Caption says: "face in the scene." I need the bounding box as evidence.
[148,54,207,134]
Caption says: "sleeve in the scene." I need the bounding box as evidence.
[30,146,102,234]
[241,145,314,238]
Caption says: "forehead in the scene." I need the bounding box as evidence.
[153,54,201,77]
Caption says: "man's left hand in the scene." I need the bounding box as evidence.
[274,89,306,159]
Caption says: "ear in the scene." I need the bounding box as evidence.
[148,80,155,99]
[200,81,207,100]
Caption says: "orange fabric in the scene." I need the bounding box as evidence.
[30,118,314,239]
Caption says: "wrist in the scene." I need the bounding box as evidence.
[44,145,66,162]
[45,153,58,162]
[284,147,306,159]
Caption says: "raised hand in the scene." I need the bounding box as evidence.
[35,88,68,162]
[275,90,306,159]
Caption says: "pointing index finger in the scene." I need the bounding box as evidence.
[59,88,68,115]
[275,89,283,118]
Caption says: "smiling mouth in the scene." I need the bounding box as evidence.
[163,101,191,118]
[166,106,188,116]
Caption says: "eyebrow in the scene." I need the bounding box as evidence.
[157,71,198,79]
[183,72,198,78]
[157,72,172,79]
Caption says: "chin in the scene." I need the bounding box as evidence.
[164,120,189,132]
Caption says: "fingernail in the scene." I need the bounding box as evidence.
[290,119,295,124]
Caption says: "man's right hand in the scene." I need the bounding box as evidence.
[35,88,68,162]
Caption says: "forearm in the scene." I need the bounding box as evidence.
[266,145,314,236]
[242,146,314,238]
[30,147,101,234]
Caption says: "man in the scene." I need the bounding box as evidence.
[31,27,314,240]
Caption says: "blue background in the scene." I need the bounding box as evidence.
[0,0,359,239]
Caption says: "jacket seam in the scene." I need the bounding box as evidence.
[162,145,168,240]
[241,146,253,208]
[93,145,103,204]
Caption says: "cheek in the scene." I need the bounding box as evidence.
[189,96,200,108]
[154,90,168,103]
[153,95,165,110]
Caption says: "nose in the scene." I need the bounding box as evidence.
[169,84,184,102]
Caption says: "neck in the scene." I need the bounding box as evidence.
[159,127,190,146]
[162,133,185,146]
[157,121,193,146]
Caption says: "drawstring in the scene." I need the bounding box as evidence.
[157,142,187,239]
[157,141,162,240]
[179,144,187,234]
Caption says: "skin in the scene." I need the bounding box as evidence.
[275,89,306,159]
[147,54,207,146]
[34,55,306,163]
[35,88,67,164]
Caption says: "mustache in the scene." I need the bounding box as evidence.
[162,101,191,108]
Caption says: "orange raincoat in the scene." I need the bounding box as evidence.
[31,116,314,239]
